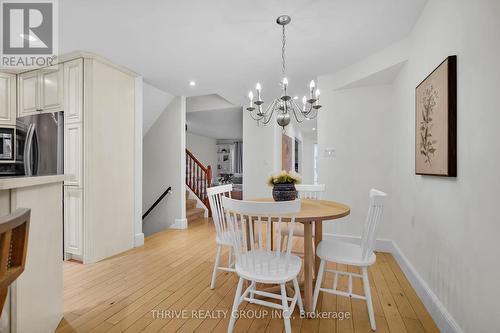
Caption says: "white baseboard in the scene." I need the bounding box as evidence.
[185,185,209,217]
[390,242,463,333]
[134,233,144,247]
[323,233,463,333]
[171,218,187,229]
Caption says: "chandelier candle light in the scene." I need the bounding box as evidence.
[246,15,322,130]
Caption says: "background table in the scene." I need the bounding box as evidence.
[253,198,350,312]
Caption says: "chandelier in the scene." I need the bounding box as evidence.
[246,15,322,130]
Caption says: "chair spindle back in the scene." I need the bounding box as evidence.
[207,184,233,241]
[295,184,326,200]
[222,197,301,276]
[360,189,387,260]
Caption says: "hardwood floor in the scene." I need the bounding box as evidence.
[56,219,439,333]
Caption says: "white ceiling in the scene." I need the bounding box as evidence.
[187,108,243,139]
[59,0,426,105]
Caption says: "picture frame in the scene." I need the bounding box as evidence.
[415,55,457,177]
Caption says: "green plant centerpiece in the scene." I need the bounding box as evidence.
[267,170,302,201]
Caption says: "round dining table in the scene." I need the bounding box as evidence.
[252,198,350,313]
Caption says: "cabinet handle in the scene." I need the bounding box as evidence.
[37,108,43,112]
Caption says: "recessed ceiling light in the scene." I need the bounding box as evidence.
[312,127,316,131]
[189,81,196,87]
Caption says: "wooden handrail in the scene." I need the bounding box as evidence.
[186,149,209,173]
[186,149,212,217]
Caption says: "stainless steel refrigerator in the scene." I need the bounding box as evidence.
[16,112,64,176]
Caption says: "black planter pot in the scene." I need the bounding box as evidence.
[272,183,297,201]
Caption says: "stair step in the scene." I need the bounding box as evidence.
[186,199,197,209]
[187,207,204,217]
[187,207,205,222]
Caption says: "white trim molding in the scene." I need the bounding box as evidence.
[134,76,144,247]
[323,233,463,333]
[171,218,187,229]
[134,233,144,247]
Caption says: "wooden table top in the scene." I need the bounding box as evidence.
[251,198,350,222]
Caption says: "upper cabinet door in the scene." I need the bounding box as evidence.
[64,59,83,123]
[0,73,16,125]
[18,71,39,117]
[39,65,64,112]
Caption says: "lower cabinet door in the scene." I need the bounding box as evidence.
[64,122,82,186]
[64,186,83,256]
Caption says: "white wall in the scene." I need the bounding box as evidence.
[143,96,186,235]
[301,133,316,184]
[143,82,175,134]
[242,113,280,199]
[243,112,318,197]
[318,85,394,238]
[318,0,500,331]
[186,131,217,182]
[391,1,500,331]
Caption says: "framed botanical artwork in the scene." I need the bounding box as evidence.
[415,55,457,177]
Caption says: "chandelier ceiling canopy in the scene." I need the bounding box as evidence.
[246,15,322,130]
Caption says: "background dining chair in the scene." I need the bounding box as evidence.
[280,184,325,251]
[223,197,303,333]
[312,189,387,331]
[207,184,235,289]
[0,209,31,313]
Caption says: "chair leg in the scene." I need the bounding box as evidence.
[249,281,256,300]
[280,283,292,333]
[228,277,244,333]
[210,245,222,289]
[228,246,233,268]
[362,266,376,331]
[293,277,304,314]
[312,259,326,311]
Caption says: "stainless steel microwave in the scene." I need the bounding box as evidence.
[0,128,14,161]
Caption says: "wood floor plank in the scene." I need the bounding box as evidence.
[56,219,438,333]
[382,253,440,333]
[370,260,408,333]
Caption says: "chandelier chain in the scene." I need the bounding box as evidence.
[281,25,286,77]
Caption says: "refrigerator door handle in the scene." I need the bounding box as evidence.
[23,124,35,176]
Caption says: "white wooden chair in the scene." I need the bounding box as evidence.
[280,184,326,250]
[223,197,304,333]
[207,184,235,289]
[312,189,387,331]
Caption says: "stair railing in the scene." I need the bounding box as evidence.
[142,187,172,220]
[186,149,212,216]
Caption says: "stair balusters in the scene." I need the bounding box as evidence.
[186,149,212,216]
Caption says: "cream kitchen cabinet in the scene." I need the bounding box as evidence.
[64,186,83,256]
[63,59,83,123]
[18,65,63,117]
[64,122,82,186]
[0,72,16,125]
[18,70,38,116]
[61,54,138,264]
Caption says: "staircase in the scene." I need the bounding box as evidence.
[186,191,205,223]
[186,149,212,218]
